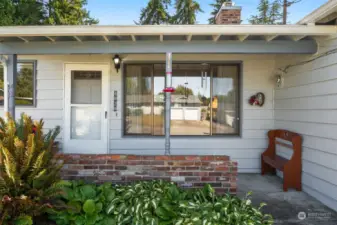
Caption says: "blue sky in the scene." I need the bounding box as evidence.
[86,0,327,25]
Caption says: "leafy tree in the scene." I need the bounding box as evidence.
[137,0,172,25]
[0,0,98,26]
[269,0,282,24]
[249,0,282,24]
[13,0,45,25]
[0,0,15,26]
[0,0,44,26]
[279,0,302,24]
[208,0,230,24]
[44,0,98,25]
[173,0,203,24]
[174,85,194,96]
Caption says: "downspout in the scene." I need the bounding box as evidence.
[0,55,8,120]
[163,53,174,155]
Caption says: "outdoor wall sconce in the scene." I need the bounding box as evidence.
[113,54,121,72]
[249,92,265,107]
[275,69,285,88]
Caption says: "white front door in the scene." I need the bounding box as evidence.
[64,64,109,154]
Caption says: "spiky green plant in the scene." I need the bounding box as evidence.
[0,113,62,225]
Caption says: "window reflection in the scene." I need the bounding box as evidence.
[125,65,152,135]
[212,66,239,135]
[124,64,240,136]
[171,64,211,135]
[0,62,35,105]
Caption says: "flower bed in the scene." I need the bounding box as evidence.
[49,180,273,225]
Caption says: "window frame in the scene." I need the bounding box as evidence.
[123,61,242,138]
[0,60,37,108]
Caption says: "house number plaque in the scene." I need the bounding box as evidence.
[113,91,118,112]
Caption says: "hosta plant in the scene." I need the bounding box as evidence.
[0,113,62,225]
[51,180,273,225]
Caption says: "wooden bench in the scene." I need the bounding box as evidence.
[261,130,302,192]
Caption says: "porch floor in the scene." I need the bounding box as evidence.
[237,174,337,225]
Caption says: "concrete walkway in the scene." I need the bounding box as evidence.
[237,174,337,225]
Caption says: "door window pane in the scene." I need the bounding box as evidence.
[125,65,152,135]
[212,66,239,135]
[71,71,102,104]
[71,107,101,140]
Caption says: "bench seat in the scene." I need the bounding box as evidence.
[262,155,288,171]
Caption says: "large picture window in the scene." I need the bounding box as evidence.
[0,61,36,106]
[124,63,240,136]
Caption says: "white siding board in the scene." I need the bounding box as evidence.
[275,79,337,99]
[275,110,337,124]
[242,130,268,138]
[303,148,337,171]
[36,100,63,109]
[37,90,63,100]
[303,184,337,212]
[275,95,337,110]
[37,80,63,90]
[275,120,337,140]
[303,161,337,187]
[283,64,337,88]
[243,120,274,130]
[302,135,337,155]
[243,110,273,120]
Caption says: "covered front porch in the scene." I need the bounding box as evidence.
[1,25,337,213]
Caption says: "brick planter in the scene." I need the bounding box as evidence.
[60,155,237,194]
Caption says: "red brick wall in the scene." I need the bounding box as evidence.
[60,155,238,194]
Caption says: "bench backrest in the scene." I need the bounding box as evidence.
[268,130,302,159]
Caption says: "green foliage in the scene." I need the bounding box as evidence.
[0,0,97,26]
[249,0,282,24]
[0,113,62,225]
[173,0,204,24]
[174,85,194,96]
[50,180,273,225]
[45,0,98,25]
[138,0,203,25]
[137,0,172,25]
[208,0,230,24]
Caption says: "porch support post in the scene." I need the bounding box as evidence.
[164,52,173,155]
[5,54,17,120]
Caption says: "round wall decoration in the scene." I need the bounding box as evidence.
[249,92,265,107]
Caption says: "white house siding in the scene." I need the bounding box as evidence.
[1,54,275,172]
[274,36,337,211]
[0,55,113,149]
[110,54,276,173]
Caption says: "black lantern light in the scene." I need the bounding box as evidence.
[113,54,121,72]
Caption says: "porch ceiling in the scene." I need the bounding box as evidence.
[0,25,335,55]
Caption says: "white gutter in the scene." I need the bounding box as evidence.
[297,0,337,25]
[0,25,335,37]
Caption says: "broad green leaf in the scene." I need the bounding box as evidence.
[83,199,96,215]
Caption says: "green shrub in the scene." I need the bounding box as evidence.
[50,180,273,225]
[0,113,62,225]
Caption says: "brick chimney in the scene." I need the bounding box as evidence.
[215,1,242,25]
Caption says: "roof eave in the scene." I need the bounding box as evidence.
[297,0,337,25]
